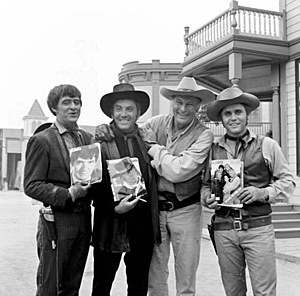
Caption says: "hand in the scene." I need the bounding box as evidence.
[206,194,221,210]
[114,194,140,214]
[238,186,268,204]
[68,183,91,202]
[203,191,220,210]
[95,124,115,142]
[139,127,157,148]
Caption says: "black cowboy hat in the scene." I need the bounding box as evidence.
[100,83,150,118]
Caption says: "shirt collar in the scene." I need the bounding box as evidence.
[218,129,257,147]
[54,120,78,135]
[167,116,196,136]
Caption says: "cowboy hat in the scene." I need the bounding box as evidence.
[206,87,260,122]
[33,122,52,135]
[160,77,215,105]
[100,83,150,118]
[111,157,137,179]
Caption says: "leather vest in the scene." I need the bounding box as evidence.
[156,117,208,200]
[213,135,272,216]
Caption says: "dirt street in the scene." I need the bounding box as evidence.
[1,191,299,296]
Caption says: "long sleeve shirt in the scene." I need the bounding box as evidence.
[201,130,295,205]
[142,114,214,196]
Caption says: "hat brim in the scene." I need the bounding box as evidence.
[161,88,216,105]
[33,122,52,135]
[100,91,150,118]
[207,93,260,122]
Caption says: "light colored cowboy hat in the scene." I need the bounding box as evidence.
[100,83,150,118]
[160,77,215,105]
[207,87,260,122]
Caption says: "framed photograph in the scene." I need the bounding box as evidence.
[107,156,147,202]
[211,159,244,208]
[70,143,102,185]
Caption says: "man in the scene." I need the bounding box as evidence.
[96,77,215,295]
[117,167,146,199]
[91,83,161,296]
[202,86,295,296]
[222,168,240,201]
[212,169,223,202]
[70,144,101,185]
[24,84,94,296]
[110,157,146,200]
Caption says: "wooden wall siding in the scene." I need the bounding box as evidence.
[286,0,300,41]
[287,27,300,41]
[289,137,297,147]
[285,60,296,171]
[286,72,296,84]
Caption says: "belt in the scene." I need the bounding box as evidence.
[158,192,199,211]
[218,208,250,219]
[214,215,272,231]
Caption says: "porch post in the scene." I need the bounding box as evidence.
[271,64,281,144]
[229,52,242,87]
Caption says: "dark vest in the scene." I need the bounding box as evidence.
[213,135,272,216]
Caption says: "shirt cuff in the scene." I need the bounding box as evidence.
[266,187,275,203]
[148,144,161,158]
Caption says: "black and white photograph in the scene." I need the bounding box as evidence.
[70,142,102,185]
[211,159,244,207]
[1,0,300,295]
[107,156,147,202]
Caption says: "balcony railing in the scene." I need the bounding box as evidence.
[184,0,285,59]
[204,122,272,138]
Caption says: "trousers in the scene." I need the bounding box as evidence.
[36,210,91,296]
[92,229,154,296]
[148,203,202,296]
[214,221,276,296]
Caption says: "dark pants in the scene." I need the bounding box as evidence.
[92,230,154,296]
[36,210,91,296]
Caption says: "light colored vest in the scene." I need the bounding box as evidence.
[156,116,208,201]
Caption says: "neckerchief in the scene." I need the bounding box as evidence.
[110,122,150,164]
[225,130,249,158]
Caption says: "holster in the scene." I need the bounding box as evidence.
[207,214,217,255]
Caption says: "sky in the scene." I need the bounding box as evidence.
[1,0,279,129]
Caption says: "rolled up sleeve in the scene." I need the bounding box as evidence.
[148,129,214,183]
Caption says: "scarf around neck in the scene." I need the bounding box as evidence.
[108,121,150,164]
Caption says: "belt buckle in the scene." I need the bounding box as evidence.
[233,209,242,219]
[164,201,174,211]
[233,220,242,231]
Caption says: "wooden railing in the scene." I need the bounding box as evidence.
[184,0,285,58]
[204,122,272,137]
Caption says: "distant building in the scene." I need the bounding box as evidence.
[0,58,272,191]
[118,59,182,123]
[180,0,300,203]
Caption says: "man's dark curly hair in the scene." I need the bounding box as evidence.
[47,84,82,116]
[70,145,100,165]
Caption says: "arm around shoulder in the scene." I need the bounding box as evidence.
[148,128,213,183]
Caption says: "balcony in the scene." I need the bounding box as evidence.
[181,0,288,145]
[181,0,289,97]
[184,2,285,60]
